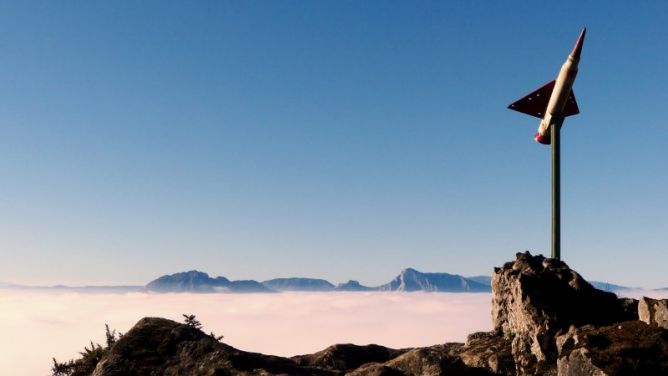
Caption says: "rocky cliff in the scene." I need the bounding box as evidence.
[60,252,668,376]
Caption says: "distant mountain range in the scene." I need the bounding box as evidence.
[1,270,648,293]
[144,268,492,293]
[145,271,273,293]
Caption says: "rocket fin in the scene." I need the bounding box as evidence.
[508,80,554,119]
[562,90,580,117]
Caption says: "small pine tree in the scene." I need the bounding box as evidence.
[209,331,224,341]
[182,314,203,329]
[105,324,117,347]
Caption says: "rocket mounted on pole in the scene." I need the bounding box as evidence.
[508,28,586,260]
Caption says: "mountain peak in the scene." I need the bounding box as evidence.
[146,271,229,293]
[379,268,490,292]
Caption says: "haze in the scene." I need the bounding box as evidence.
[2,291,492,376]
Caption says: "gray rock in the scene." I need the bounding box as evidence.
[457,331,514,375]
[556,321,668,375]
[639,297,668,329]
[491,251,638,375]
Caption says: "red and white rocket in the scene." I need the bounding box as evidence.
[508,28,586,144]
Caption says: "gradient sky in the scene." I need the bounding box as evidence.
[1,1,666,288]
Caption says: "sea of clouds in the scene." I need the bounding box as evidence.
[3,289,668,376]
[2,290,492,376]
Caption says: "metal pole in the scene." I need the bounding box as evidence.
[551,117,563,260]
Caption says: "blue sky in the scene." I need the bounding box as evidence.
[1,1,666,287]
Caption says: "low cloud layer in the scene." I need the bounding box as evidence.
[4,289,668,376]
[2,290,491,375]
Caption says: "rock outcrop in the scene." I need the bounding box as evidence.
[492,252,638,375]
[639,296,668,329]
[91,317,330,376]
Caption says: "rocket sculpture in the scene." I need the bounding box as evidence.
[508,28,586,144]
[507,28,586,260]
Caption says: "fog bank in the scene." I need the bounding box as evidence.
[1,290,498,375]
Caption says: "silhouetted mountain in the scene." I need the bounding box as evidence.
[377,268,491,292]
[262,278,335,291]
[146,269,496,293]
[335,280,373,291]
[146,271,269,293]
[145,271,228,293]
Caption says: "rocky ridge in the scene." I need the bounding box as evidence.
[68,252,668,375]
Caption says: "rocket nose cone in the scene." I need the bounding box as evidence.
[570,27,586,60]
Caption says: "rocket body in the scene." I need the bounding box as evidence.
[508,29,586,144]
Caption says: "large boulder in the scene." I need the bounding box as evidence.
[491,252,637,375]
[639,297,668,329]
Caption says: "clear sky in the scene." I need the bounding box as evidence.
[1,1,666,288]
